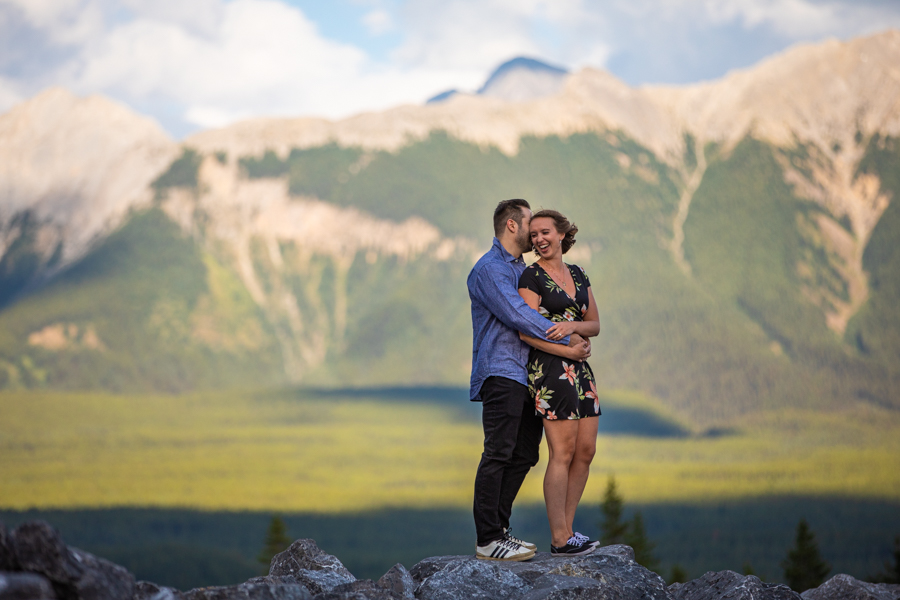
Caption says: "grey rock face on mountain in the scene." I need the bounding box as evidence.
[800,573,900,600]
[669,570,800,599]
[0,87,178,277]
[477,57,570,103]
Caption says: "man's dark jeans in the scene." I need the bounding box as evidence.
[473,376,543,546]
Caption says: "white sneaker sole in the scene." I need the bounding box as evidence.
[475,549,536,562]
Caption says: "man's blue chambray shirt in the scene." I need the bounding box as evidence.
[467,237,569,401]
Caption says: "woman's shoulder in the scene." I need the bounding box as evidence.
[566,263,590,283]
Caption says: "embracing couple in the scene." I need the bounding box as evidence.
[468,198,601,561]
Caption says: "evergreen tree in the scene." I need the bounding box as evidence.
[258,516,291,571]
[626,511,660,572]
[781,518,830,592]
[872,535,900,584]
[668,564,688,584]
[600,475,628,546]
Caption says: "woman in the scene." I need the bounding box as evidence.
[517,209,601,556]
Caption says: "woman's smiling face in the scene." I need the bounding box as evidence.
[530,216,562,259]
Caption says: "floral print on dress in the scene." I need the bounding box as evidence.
[519,262,601,421]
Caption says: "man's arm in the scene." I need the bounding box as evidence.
[520,332,591,361]
[470,261,568,345]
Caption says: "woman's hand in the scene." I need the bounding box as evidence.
[546,321,578,341]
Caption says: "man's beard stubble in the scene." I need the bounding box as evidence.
[516,226,532,254]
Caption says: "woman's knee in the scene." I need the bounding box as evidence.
[548,442,577,465]
[574,440,596,464]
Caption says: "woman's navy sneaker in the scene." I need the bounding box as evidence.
[550,535,596,556]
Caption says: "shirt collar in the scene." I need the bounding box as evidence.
[492,237,523,264]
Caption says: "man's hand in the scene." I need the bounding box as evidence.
[566,333,591,361]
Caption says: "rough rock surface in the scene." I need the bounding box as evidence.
[267,539,356,595]
[800,574,900,600]
[133,580,184,600]
[182,580,312,600]
[375,564,415,600]
[0,525,17,572]
[669,570,800,600]
[9,521,135,600]
[0,571,57,599]
[3,521,898,600]
[316,579,397,599]
[411,545,669,600]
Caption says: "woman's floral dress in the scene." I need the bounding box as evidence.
[518,263,600,421]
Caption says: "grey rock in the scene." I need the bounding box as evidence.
[268,540,355,595]
[134,580,185,600]
[669,570,800,600]
[0,526,18,571]
[9,521,135,600]
[407,557,458,584]
[68,547,135,600]
[9,521,83,587]
[414,558,531,600]
[0,571,58,599]
[410,546,669,600]
[801,574,900,600]
[183,580,312,600]
[521,574,603,600]
[376,564,415,600]
[507,550,669,599]
[315,579,394,600]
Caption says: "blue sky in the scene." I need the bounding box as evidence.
[2,0,898,138]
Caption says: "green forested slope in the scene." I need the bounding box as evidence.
[2,130,898,425]
[0,210,282,391]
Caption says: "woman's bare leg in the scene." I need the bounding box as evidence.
[564,417,599,537]
[543,419,579,547]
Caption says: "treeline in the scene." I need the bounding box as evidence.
[599,475,900,592]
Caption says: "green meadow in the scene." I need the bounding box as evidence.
[2,387,898,512]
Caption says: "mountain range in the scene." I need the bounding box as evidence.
[1,30,899,427]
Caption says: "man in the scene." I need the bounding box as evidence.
[468,198,591,561]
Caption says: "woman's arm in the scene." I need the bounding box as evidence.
[520,331,589,361]
[518,287,590,361]
[545,287,599,340]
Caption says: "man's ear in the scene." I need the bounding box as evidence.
[506,218,518,234]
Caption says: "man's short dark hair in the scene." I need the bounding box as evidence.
[493,199,531,236]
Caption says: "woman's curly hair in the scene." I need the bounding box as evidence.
[531,209,578,254]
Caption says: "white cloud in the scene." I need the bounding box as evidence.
[2,0,899,134]
[363,8,394,35]
[0,75,25,113]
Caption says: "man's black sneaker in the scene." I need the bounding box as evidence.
[550,536,596,556]
[573,531,599,548]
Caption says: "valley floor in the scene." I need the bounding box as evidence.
[1,387,898,511]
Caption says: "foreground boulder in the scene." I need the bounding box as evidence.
[669,570,800,600]
[264,539,356,595]
[410,544,670,600]
[800,573,900,600]
[7,521,135,600]
[2,520,898,600]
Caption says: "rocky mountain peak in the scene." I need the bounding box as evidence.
[0,86,178,271]
[477,56,570,102]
